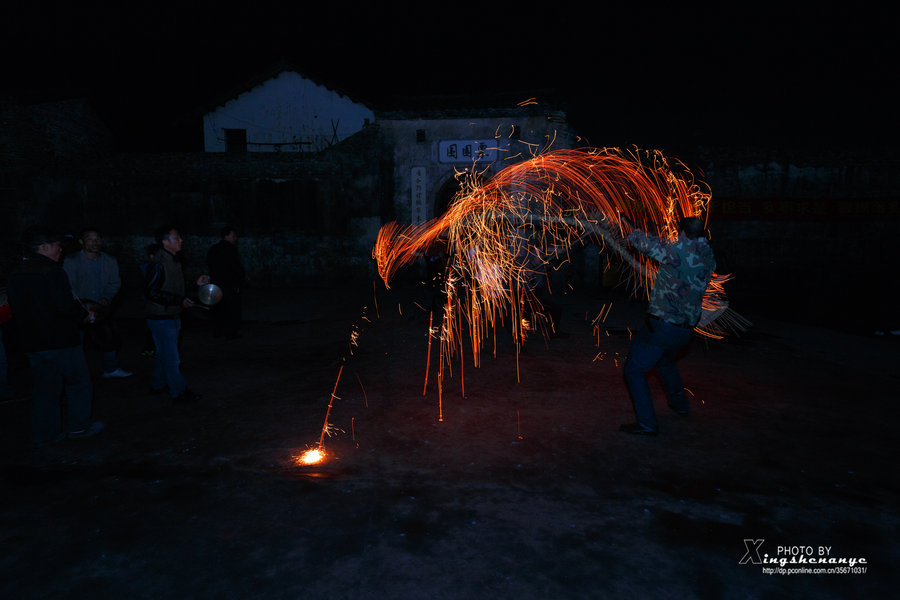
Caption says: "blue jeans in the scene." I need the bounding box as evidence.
[27,345,93,443]
[623,318,694,430]
[101,350,119,373]
[79,331,120,373]
[146,318,186,398]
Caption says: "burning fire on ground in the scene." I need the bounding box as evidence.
[296,447,325,465]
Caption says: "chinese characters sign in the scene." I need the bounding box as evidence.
[411,167,427,223]
[438,140,499,164]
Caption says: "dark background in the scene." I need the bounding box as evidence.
[1,8,897,597]
[2,2,896,152]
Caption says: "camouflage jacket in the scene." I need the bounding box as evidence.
[628,230,716,327]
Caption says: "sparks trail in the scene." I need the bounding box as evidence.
[295,300,377,466]
[296,365,343,466]
[373,146,749,395]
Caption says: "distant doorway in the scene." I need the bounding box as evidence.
[434,172,483,219]
[224,129,247,154]
[433,175,461,219]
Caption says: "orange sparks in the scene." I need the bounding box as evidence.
[373,146,745,394]
[302,146,746,458]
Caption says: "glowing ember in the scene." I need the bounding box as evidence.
[296,447,325,465]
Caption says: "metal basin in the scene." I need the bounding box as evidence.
[197,283,223,306]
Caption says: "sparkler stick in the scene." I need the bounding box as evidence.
[300,294,380,464]
[372,279,380,319]
[423,311,433,396]
[318,364,343,448]
[355,371,368,408]
[437,361,443,422]
[458,299,465,398]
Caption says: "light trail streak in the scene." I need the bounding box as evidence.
[296,365,344,466]
[319,365,343,448]
[373,146,749,401]
[424,311,433,396]
[372,280,380,319]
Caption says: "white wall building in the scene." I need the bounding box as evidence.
[202,70,375,153]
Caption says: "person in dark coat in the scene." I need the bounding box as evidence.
[206,225,247,339]
[145,226,208,403]
[6,228,104,444]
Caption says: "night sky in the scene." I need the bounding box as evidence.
[2,2,896,152]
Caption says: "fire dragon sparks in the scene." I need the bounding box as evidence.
[373,145,748,388]
[301,145,750,462]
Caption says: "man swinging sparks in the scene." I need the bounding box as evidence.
[618,215,716,436]
[373,146,746,404]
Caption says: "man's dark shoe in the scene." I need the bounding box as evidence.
[173,389,202,403]
[667,401,689,416]
[69,421,105,440]
[33,431,67,448]
[149,386,167,395]
[619,423,659,436]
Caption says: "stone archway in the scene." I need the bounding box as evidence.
[433,174,463,219]
[433,171,486,219]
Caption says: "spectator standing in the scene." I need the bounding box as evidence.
[139,244,160,357]
[145,226,208,403]
[206,225,247,340]
[63,227,132,378]
[6,228,104,444]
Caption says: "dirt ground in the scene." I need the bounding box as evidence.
[1,280,897,599]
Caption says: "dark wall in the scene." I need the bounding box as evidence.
[1,126,393,287]
[693,145,900,331]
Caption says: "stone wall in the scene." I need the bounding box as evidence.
[696,144,900,199]
[1,126,392,289]
[689,145,900,327]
